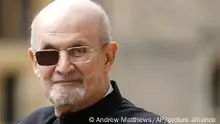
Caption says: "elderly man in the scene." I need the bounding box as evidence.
[17,0,168,124]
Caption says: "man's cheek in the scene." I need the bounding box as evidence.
[39,75,49,90]
[80,65,98,86]
[38,70,53,90]
[39,67,54,80]
[80,63,96,77]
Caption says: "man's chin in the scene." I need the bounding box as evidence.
[49,96,76,106]
[48,92,83,107]
[46,86,86,108]
[54,104,77,117]
[53,103,73,108]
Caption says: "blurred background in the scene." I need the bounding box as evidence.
[1,0,220,124]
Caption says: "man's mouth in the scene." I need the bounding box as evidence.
[54,80,80,84]
[53,79,84,85]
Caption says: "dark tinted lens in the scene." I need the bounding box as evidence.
[36,50,59,66]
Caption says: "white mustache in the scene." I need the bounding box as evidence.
[51,74,83,83]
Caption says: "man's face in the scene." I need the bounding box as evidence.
[29,14,116,108]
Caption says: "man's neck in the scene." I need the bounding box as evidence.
[103,83,113,97]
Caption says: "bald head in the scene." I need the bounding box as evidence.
[31,0,111,49]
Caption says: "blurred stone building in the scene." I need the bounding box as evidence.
[1,0,220,124]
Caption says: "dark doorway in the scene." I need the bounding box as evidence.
[2,73,18,124]
[212,61,220,121]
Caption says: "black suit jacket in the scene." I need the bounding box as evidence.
[17,81,168,124]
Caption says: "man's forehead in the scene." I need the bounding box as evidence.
[32,0,103,49]
[37,32,97,49]
[41,33,90,44]
[34,23,101,49]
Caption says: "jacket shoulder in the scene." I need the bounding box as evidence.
[16,106,56,124]
[115,98,169,124]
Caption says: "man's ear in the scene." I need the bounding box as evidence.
[28,48,40,78]
[104,41,118,72]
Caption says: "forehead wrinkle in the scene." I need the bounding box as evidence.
[39,33,92,49]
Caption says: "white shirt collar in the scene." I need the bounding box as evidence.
[103,83,113,97]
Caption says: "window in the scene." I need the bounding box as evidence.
[1,73,18,124]
[0,0,51,39]
[1,0,23,38]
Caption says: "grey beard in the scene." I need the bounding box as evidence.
[46,85,86,108]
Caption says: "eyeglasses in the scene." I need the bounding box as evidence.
[32,45,104,66]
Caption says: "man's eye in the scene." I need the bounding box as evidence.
[69,47,88,56]
[75,48,87,53]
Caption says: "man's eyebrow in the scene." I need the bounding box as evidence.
[70,40,91,46]
[41,43,57,50]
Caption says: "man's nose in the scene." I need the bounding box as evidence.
[55,51,75,75]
